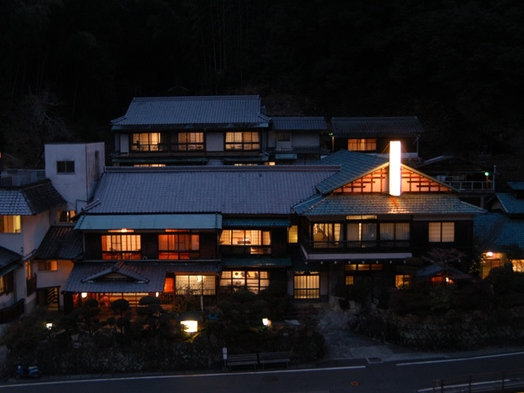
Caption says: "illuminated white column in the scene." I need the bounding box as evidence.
[389,141,401,196]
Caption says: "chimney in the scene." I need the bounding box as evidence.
[389,141,401,196]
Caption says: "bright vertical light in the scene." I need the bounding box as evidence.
[389,141,402,196]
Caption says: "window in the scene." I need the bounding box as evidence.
[313,223,342,248]
[158,232,199,259]
[177,132,204,151]
[26,261,36,296]
[175,275,215,296]
[380,222,410,247]
[38,260,58,271]
[0,276,5,294]
[225,132,260,151]
[58,210,76,223]
[347,138,377,151]
[395,274,412,289]
[288,225,298,243]
[220,271,270,294]
[131,133,161,151]
[346,222,377,248]
[102,235,141,260]
[220,229,271,255]
[428,222,455,243]
[0,216,21,233]
[345,276,354,285]
[57,161,75,173]
[294,273,320,299]
[277,132,291,142]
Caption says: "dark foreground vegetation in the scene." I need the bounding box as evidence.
[4,265,524,376]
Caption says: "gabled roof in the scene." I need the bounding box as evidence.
[111,95,270,128]
[474,213,524,257]
[34,226,83,260]
[415,263,471,280]
[84,166,339,216]
[272,117,327,131]
[82,261,149,283]
[331,116,424,137]
[0,246,21,276]
[0,179,66,215]
[294,193,485,216]
[494,193,524,216]
[311,150,388,194]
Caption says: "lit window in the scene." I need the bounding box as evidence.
[158,232,199,259]
[38,260,58,271]
[395,274,411,289]
[428,222,455,243]
[313,223,342,248]
[58,210,76,223]
[225,132,260,151]
[220,229,271,255]
[177,132,204,151]
[0,216,21,233]
[131,133,161,151]
[293,272,320,299]
[0,276,5,294]
[345,276,354,285]
[102,235,141,260]
[347,138,377,151]
[57,161,75,173]
[175,275,215,296]
[288,225,298,243]
[220,270,270,294]
[346,222,377,248]
[380,222,410,247]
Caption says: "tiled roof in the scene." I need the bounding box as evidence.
[495,193,524,215]
[311,150,388,194]
[331,116,424,137]
[85,166,339,215]
[507,182,524,191]
[63,261,221,293]
[272,117,327,131]
[0,179,66,215]
[34,226,83,260]
[0,246,21,275]
[111,96,270,128]
[474,213,524,256]
[294,193,485,216]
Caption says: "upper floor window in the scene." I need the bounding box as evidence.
[177,132,204,151]
[131,133,161,152]
[428,222,455,243]
[158,231,200,260]
[57,160,75,174]
[102,234,141,260]
[0,216,21,233]
[220,229,271,255]
[225,132,260,151]
[277,132,291,142]
[379,222,410,247]
[347,138,377,151]
[288,225,298,243]
[346,222,377,247]
[220,270,270,294]
[58,210,76,223]
[38,260,58,271]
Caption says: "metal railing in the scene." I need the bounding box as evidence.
[430,369,524,392]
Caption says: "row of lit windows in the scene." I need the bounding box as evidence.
[130,132,261,152]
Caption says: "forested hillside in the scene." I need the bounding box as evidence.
[1,0,523,173]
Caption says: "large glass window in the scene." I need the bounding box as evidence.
[158,232,199,259]
[175,275,215,296]
[131,133,161,151]
[347,138,377,151]
[225,132,260,151]
[428,222,455,243]
[220,229,271,255]
[294,273,320,299]
[313,223,342,248]
[380,222,410,247]
[346,222,377,248]
[0,216,21,233]
[102,234,141,260]
[177,132,204,151]
[220,271,270,294]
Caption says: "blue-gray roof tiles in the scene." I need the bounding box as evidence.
[0,179,66,215]
[111,96,270,128]
[474,213,524,255]
[87,166,340,215]
[294,193,485,216]
[495,193,524,215]
[272,117,327,131]
[331,116,424,137]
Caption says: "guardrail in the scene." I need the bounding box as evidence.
[430,368,524,392]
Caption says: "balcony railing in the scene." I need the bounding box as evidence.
[444,180,493,191]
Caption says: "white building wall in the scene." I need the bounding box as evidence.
[45,142,105,213]
[36,259,74,311]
